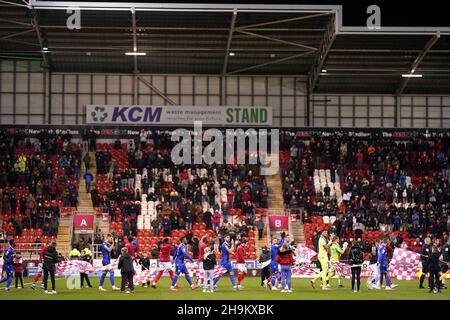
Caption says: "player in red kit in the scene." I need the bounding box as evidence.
[198,236,209,267]
[235,240,248,290]
[125,236,136,259]
[197,236,209,286]
[31,240,49,290]
[152,238,178,288]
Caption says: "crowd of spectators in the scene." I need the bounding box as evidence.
[280,131,449,243]
[0,129,81,238]
[89,131,267,257]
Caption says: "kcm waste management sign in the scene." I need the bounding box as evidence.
[86,105,272,126]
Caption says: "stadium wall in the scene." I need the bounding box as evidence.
[0,60,449,128]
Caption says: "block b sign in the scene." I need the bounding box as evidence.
[269,216,289,231]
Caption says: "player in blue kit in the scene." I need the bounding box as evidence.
[377,237,398,290]
[213,235,238,290]
[98,233,119,291]
[269,232,286,290]
[0,239,16,291]
[170,237,198,291]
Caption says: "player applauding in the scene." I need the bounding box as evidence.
[213,235,238,290]
[98,234,119,291]
[170,237,198,291]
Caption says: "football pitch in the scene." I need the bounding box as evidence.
[0,277,449,300]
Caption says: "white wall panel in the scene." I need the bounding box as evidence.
[92,75,105,92]
[107,76,120,93]
[1,94,13,113]
[0,60,447,127]
[15,73,29,92]
[15,94,28,113]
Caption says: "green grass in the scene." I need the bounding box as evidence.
[0,277,449,300]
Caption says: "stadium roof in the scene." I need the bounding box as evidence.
[1,1,450,94]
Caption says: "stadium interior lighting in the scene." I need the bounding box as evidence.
[229,52,235,56]
[125,52,147,56]
[402,74,423,78]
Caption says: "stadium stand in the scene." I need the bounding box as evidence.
[280,131,449,252]
[0,129,80,256]
[89,135,269,260]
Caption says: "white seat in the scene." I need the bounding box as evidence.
[323,216,330,224]
[330,216,337,225]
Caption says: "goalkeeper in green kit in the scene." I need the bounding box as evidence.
[311,230,331,290]
[328,236,348,288]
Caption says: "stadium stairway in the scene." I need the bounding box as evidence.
[56,216,72,256]
[291,220,306,245]
[264,153,306,246]
[264,153,285,248]
[79,151,110,236]
[265,154,285,215]
[78,152,97,208]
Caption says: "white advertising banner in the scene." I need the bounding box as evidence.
[86,105,272,126]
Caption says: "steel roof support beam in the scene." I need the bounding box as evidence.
[137,76,176,106]
[308,14,336,93]
[31,13,49,68]
[131,8,139,74]
[235,12,331,31]
[0,18,32,27]
[0,28,35,40]
[227,51,314,75]
[396,33,440,95]
[236,29,318,51]
[37,25,325,32]
[222,10,237,75]
[0,0,29,7]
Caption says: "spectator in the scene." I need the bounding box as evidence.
[69,246,81,260]
[13,252,24,289]
[202,247,216,293]
[259,245,271,287]
[349,241,364,293]
[84,169,94,193]
[79,250,93,288]
[257,218,265,240]
[427,245,442,293]
[43,242,58,294]
[118,247,135,293]
[276,243,295,293]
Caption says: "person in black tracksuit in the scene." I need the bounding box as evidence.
[259,246,271,286]
[419,238,432,289]
[349,241,364,293]
[442,238,450,288]
[79,250,93,288]
[138,252,151,287]
[427,246,441,293]
[43,242,58,293]
[118,247,135,293]
[202,247,217,292]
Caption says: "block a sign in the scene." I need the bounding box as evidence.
[73,214,94,233]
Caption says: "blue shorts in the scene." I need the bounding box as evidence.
[221,262,233,273]
[379,263,389,274]
[175,263,188,275]
[270,262,280,274]
[3,264,13,277]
